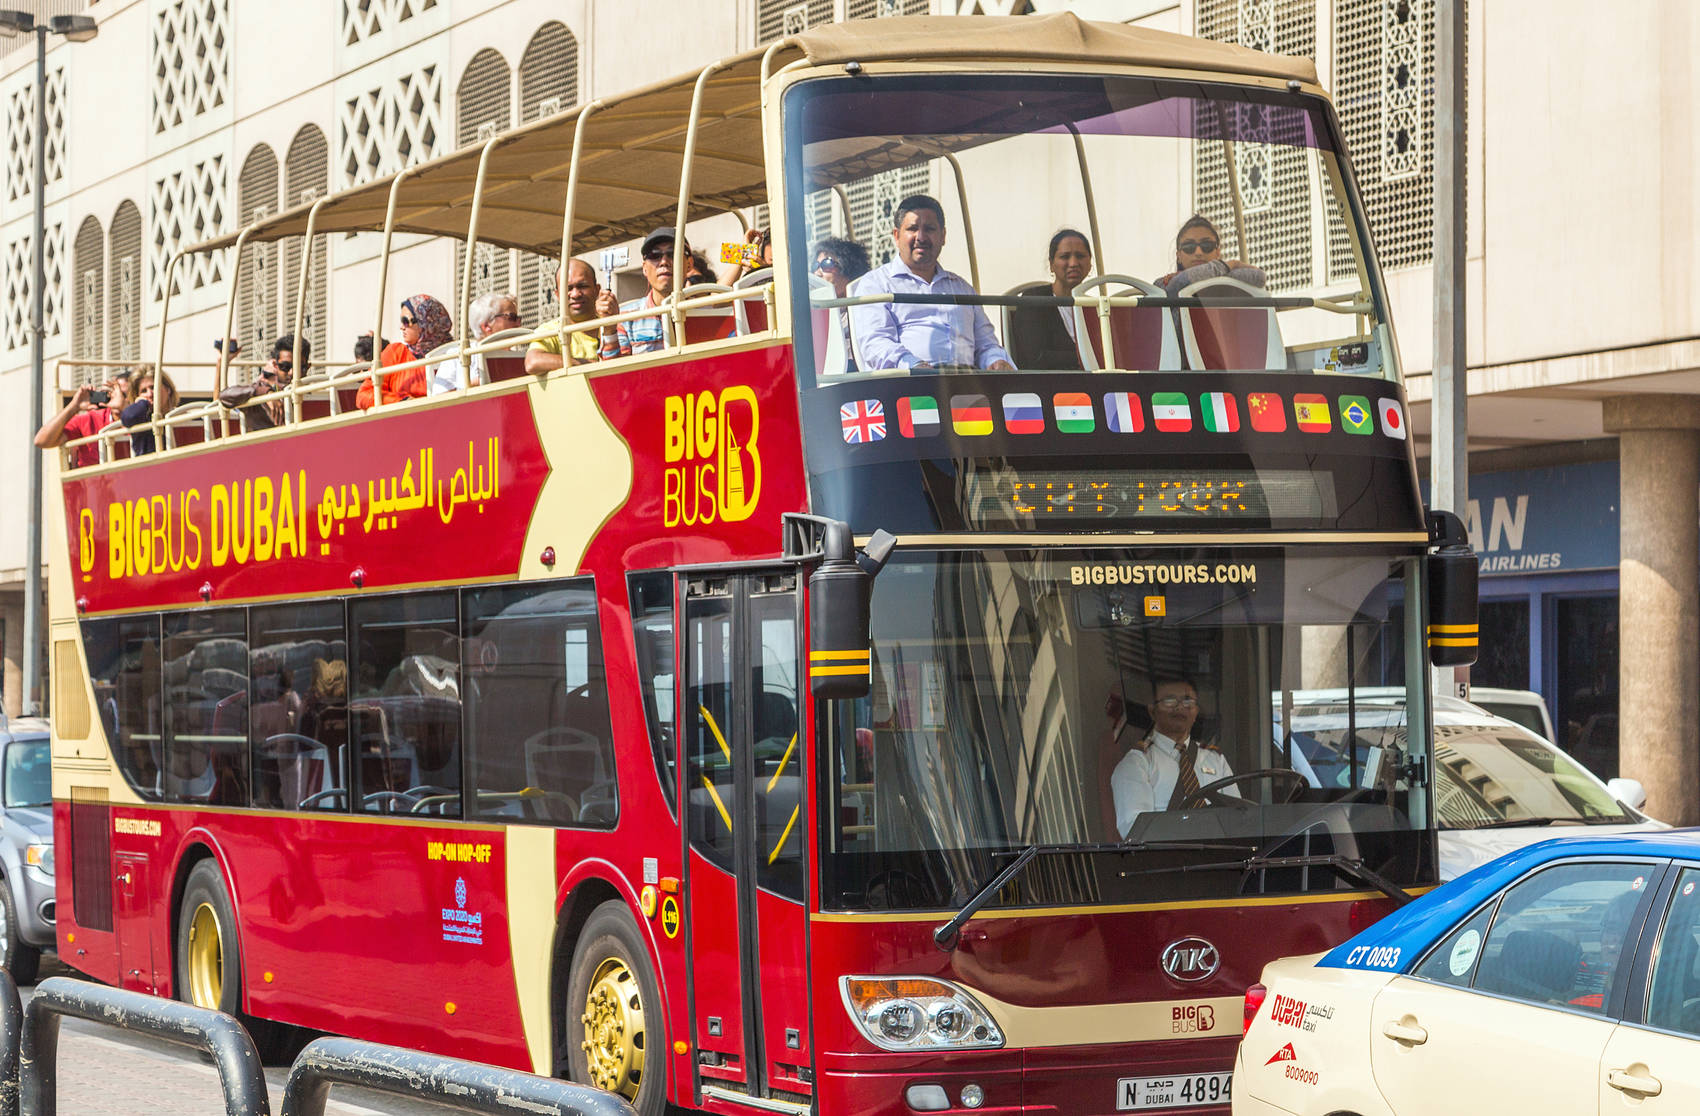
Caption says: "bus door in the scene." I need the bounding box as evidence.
[682,571,812,1107]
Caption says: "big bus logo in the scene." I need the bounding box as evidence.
[77,508,96,579]
[662,386,761,527]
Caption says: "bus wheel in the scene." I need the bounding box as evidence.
[176,861,285,1060]
[566,902,665,1116]
[0,884,40,985]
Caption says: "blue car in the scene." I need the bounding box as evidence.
[1236,830,1700,1115]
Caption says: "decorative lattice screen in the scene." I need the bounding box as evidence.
[72,214,103,366]
[342,0,439,47]
[5,223,63,352]
[149,153,228,301]
[152,0,230,134]
[8,66,64,203]
[283,125,330,357]
[1194,0,1317,292]
[236,144,280,349]
[339,65,444,189]
[759,0,832,43]
[1331,0,1436,278]
[107,200,143,362]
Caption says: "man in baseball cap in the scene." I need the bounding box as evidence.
[600,226,690,358]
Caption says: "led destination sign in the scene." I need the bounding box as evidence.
[967,466,1335,527]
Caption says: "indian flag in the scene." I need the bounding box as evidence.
[1152,392,1191,432]
[1052,392,1094,433]
[1200,392,1239,433]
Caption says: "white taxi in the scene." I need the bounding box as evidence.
[1234,830,1700,1115]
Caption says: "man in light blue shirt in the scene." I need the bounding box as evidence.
[849,194,1015,371]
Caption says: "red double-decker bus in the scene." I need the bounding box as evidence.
[46,14,1476,1116]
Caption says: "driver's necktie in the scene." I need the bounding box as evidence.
[1172,738,1200,806]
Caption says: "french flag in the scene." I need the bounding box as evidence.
[1104,391,1142,433]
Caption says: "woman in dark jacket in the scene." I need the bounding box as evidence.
[1009,228,1093,370]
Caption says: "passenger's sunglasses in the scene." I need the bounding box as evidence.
[400,315,416,326]
[1177,239,1218,254]
[812,256,840,273]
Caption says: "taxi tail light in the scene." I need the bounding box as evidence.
[1243,983,1267,1033]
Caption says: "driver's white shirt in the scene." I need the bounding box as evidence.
[1110,730,1238,838]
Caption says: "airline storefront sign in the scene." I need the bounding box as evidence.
[63,392,549,612]
[1457,461,1619,576]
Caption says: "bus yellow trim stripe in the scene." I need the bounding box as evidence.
[811,664,870,677]
[1426,624,1479,634]
[811,885,1438,923]
[810,650,870,662]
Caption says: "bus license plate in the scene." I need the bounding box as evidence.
[1116,1072,1233,1110]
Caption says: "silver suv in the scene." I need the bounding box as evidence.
[0,715,53,983]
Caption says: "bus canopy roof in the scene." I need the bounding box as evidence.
[191,13,1317,258]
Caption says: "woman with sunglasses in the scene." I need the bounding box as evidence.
[809,236,870,298]
[1010,227,1094,370]
[357,293,454,409]
[1156,215,1264,297]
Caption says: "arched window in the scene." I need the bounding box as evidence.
[283,124,329,358]
[518,23,581,324]
[107,200,143,363]
[236,143,280,350]
[455,48,513,317]
[72,215,104,374]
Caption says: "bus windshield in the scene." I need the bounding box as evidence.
[787,73,1388,383]
[817,547,1427,911]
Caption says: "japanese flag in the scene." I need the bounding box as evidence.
[1377,398,1406,440]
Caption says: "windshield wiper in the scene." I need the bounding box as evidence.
[933,839,1254,951]
[1119,852,1415,907]
[1465,815,1575,830]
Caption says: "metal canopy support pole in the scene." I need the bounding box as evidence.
[1065,124,1104,278]
[558,100,601,369]
[1431,0,1468,698]
[673,62,726,348]
[21,25,45,715]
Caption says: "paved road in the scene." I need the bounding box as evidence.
[22,957,471,1115]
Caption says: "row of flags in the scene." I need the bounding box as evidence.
[839,391,1407,444]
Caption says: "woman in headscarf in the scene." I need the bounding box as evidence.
[357,294,453,409]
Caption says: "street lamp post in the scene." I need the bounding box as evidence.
[9,11,97,717]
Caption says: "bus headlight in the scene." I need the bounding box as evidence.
[25,844,52,873]
[840,976,1004,1051]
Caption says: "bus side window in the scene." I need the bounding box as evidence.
[80,616,165,801]
[628,572,677,809]
[162,610,249,807]
[464,579,618,827]
[249,601,348,812]
[349,592,463,817]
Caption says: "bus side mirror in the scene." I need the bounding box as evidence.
[1426,508,1478,667]
[807,523,894,700]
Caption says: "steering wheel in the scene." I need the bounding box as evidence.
[866,868,934,909]
[1178,768,1310,810]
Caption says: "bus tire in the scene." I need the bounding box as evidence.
[0,884,40,985]
[565,901,666,1116]
[175,860,285,1061]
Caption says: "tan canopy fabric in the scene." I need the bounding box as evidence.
[191,13,1317,258]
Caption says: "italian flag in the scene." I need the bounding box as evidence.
[1200,392,1239,433]
[1152,392,1191,432]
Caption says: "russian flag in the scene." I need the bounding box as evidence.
[1103,391,1143,433]
[1002,392,1045,434]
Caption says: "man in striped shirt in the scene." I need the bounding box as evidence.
[599,226,684,359]
[848,194,1015,372]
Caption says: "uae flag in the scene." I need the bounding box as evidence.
[1247,392,1286,432]
[1200,392,1239,433]
[1053,392,1095,433]
[1151,392,1191,432]
[1104,391,1143,433]
[1378,398,1407,440]
[897,395,940,438]
[951,394,994,436]
[1293,393,1331,433]
[840,399,885,443]
[1002,392,1045,434]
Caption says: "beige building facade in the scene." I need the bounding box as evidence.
[1,0,1694,814]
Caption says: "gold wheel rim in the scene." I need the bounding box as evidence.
[186,902,224,1009]
[580,956,645,1099]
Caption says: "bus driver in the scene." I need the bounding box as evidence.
[1110,676,1238,837]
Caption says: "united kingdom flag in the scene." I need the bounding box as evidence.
[840,399,886,443]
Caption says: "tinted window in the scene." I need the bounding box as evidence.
[629,572,677,807]
[1644,868,1700,1035]
[1414,900,1498,988]
[685,590,735,870]
[251,602,348,811]
[3,738,51,808]
[162,610,249,805]
[465,580,617,826]
[82,617,163,800]
[752,594,801,898]
[350,592,462,816]
[1472,861,1652,1013]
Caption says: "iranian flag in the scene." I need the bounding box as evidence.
[1200,392,1239,433]
[1151,392,1191,432]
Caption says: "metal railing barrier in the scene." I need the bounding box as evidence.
[21,976,269,1116]
[279,1036,638,1116]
